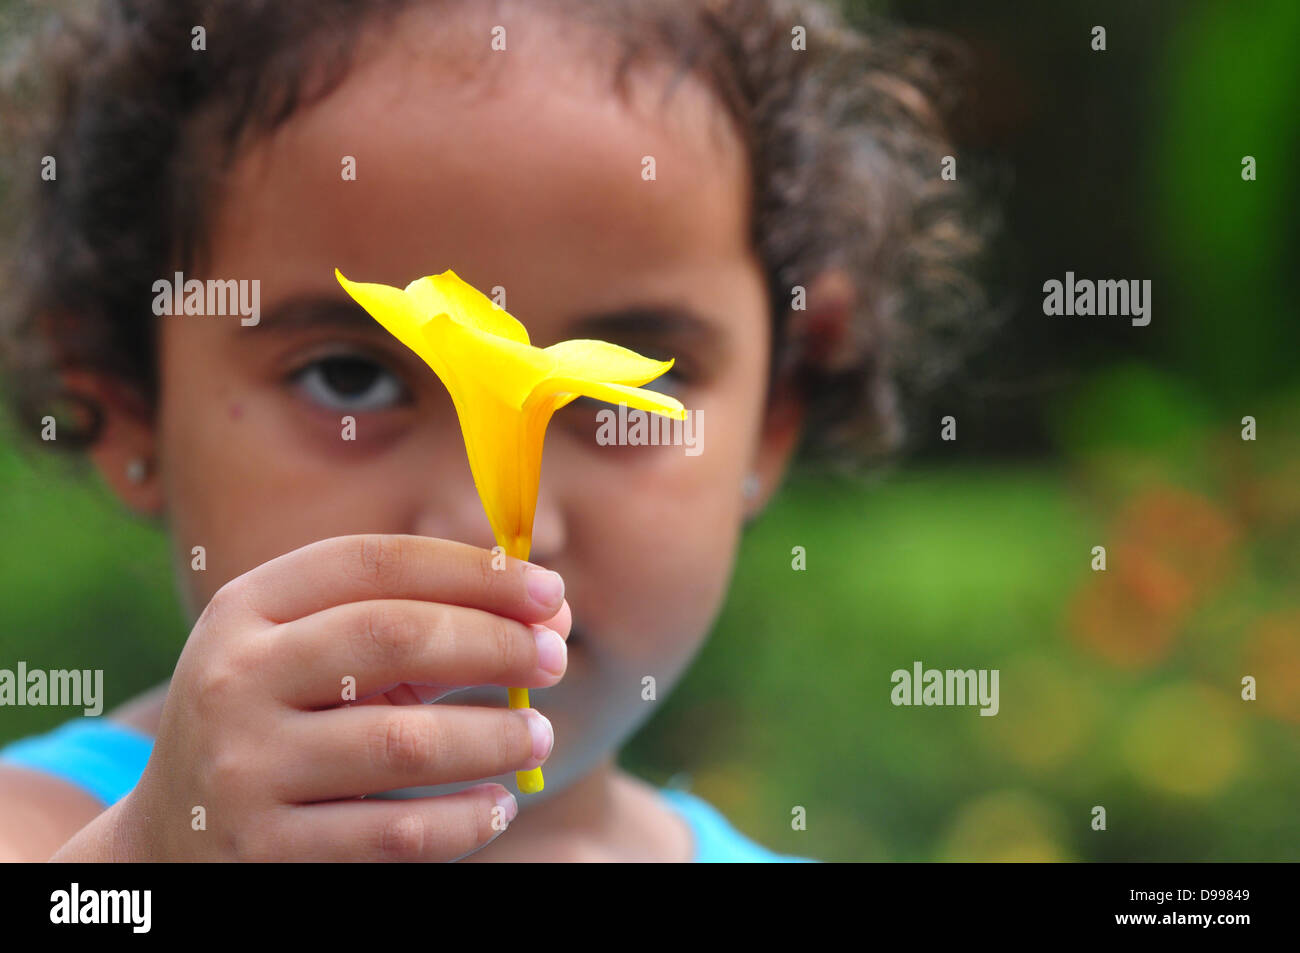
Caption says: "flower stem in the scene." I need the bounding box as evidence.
[509,687,544,793]
[507,536,544,794]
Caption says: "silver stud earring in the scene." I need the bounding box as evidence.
[125,457,148,485]
[742,473,760,501]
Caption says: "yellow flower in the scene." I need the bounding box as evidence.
[335,268,686,793]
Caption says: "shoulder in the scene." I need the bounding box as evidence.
[0,717,146,860]
[0,715,154,809]
[0,763,107,861]
[658,788,817,863]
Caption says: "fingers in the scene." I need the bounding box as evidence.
[222,534,566,625]
[270,783,517,862]
[274,704,554,802]
[267,599,568,709]
[538,597,572,641]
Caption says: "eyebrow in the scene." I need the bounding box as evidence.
[257,297,382,334]
[562,305,727,361]
[258,295,727,359]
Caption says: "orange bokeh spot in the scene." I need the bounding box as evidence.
[1068,486,1241,668]
[1068,545,1188,667]
[1242,611,1300,723]
[1114,486,1240,589]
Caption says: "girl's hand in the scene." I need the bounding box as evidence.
[116,535,568,861]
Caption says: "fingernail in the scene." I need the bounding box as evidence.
[495,787,518,824]
[525,567,564,608]
[532,625,566,677]
[521,708,554,768]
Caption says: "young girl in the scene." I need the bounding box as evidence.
[0,0,970,861]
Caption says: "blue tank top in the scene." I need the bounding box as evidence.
[0,718,814,862]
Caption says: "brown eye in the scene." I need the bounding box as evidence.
[293,354,407,411]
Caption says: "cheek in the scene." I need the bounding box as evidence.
[574,474,743,672]
[631,480,742,634]
[154,329,406,614]
[553,398,762,668]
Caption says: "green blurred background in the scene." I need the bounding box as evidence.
[2,0,1298,860]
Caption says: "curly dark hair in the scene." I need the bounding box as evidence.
[0,0,984,469]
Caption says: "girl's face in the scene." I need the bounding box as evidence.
[121,11,802,794]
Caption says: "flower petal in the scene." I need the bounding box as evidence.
[533,376,687,421]
[335,269,434,360]
[544,339,675,385]
[405,270,530,345]
[422,314,556,411]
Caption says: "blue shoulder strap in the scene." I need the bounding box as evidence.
[658,787,816,863]
[0,717,154,807]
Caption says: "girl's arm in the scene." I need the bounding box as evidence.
[0,693,164,861]
[0,766,108,861]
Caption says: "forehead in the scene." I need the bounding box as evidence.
[208,4,756,315]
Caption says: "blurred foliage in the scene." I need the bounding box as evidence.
[1,0,1297,861]
[0,440,185,742]
[626,383,1300,861]
[634,0,1300,861]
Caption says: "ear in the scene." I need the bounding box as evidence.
[60,370,165,517]
[744,268,856,517]
[743,369,803,520]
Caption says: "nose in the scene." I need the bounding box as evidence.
[412,482,497,553]
[526,469,567,566]
[411,459,568,562]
